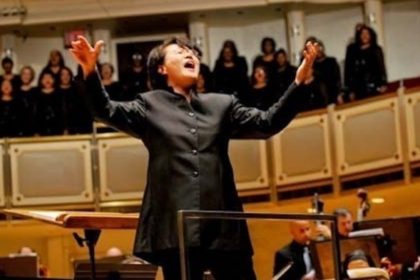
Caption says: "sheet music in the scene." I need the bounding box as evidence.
[28,210,68,223]
[347,267,389,279]
[348,228,384,238]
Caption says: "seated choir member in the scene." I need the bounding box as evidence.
[273,220,316,280]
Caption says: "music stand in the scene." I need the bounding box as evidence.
[311,235,381,279]
[355,216,418,264]
[1,209,139,280]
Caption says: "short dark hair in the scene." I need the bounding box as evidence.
[60,66,74,81]
[38,69,56,88]
[261,37,276,54]
[100,62,114,74]
[333,208,352,218]
[275,48,287,58]
[2,57,13,66]
[147,37,197,90]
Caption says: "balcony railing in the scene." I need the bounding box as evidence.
[0,85,420,209]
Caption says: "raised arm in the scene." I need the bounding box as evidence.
[230,42,317,139]
[70,36,146,138]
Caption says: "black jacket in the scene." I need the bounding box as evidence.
[344,45,387,99]
[78,71,306,263]
[274,241,312,280]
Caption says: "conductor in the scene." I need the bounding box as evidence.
[70,36,317,280]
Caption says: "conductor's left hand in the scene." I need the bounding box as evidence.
[69,35,104,79]
[295,42,318,85]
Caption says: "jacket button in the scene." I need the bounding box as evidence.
[193,171,199,177]
[190,128,197,134]
[188,112,195,117]
[192,149,198,155]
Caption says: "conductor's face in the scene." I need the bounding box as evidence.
[160,44,200,89]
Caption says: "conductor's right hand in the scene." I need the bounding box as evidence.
[70,36,104,78]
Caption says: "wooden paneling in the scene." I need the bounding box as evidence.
[9,140,94,206]
[229,140,270,191]
[98,136,148,202]
[272,113,332,186]
[334,97,403,175]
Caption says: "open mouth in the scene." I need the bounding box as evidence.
[184,61,196,70]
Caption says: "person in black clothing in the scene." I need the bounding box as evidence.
[41,50,66,84]
[0,79,24,138]
[342,22,366,103]
[213,40,249,98]
[273,220,316,280]
[15,65,37,136]
[121,52,149,98]
[59,66,92,134]
[253,37,277,80]
[71,35,317,280]
[243,65,274,110]
[273,49,297,97]
[100,62,125,101]
[344,26,387,101]
[0,57,21,90]
[313,39,341,106]
[196,65,213,93]
[35,70,65,136]
[194,46,213,93]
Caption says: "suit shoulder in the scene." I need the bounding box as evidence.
[275,243,293,258]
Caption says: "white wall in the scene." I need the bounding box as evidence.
[383,0,420,81]
[206,8,288,72]
[6,1,420,83]
[14,36,78,84]
[305,4,364,70]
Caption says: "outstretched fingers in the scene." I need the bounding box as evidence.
[77,35,93,50]
[94,40,105,58]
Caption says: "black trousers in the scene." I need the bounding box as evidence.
[158,248,257,280]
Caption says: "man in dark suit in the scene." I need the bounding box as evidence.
[273,220,316,280]
[71,35,317,280]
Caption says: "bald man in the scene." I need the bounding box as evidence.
[273,220,316,280]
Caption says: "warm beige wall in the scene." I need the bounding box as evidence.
[0,181,419,279]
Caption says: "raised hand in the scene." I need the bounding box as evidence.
[69,36,104,78]
[295,42,318,85]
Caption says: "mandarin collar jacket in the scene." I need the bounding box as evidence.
[78,71,307,263]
